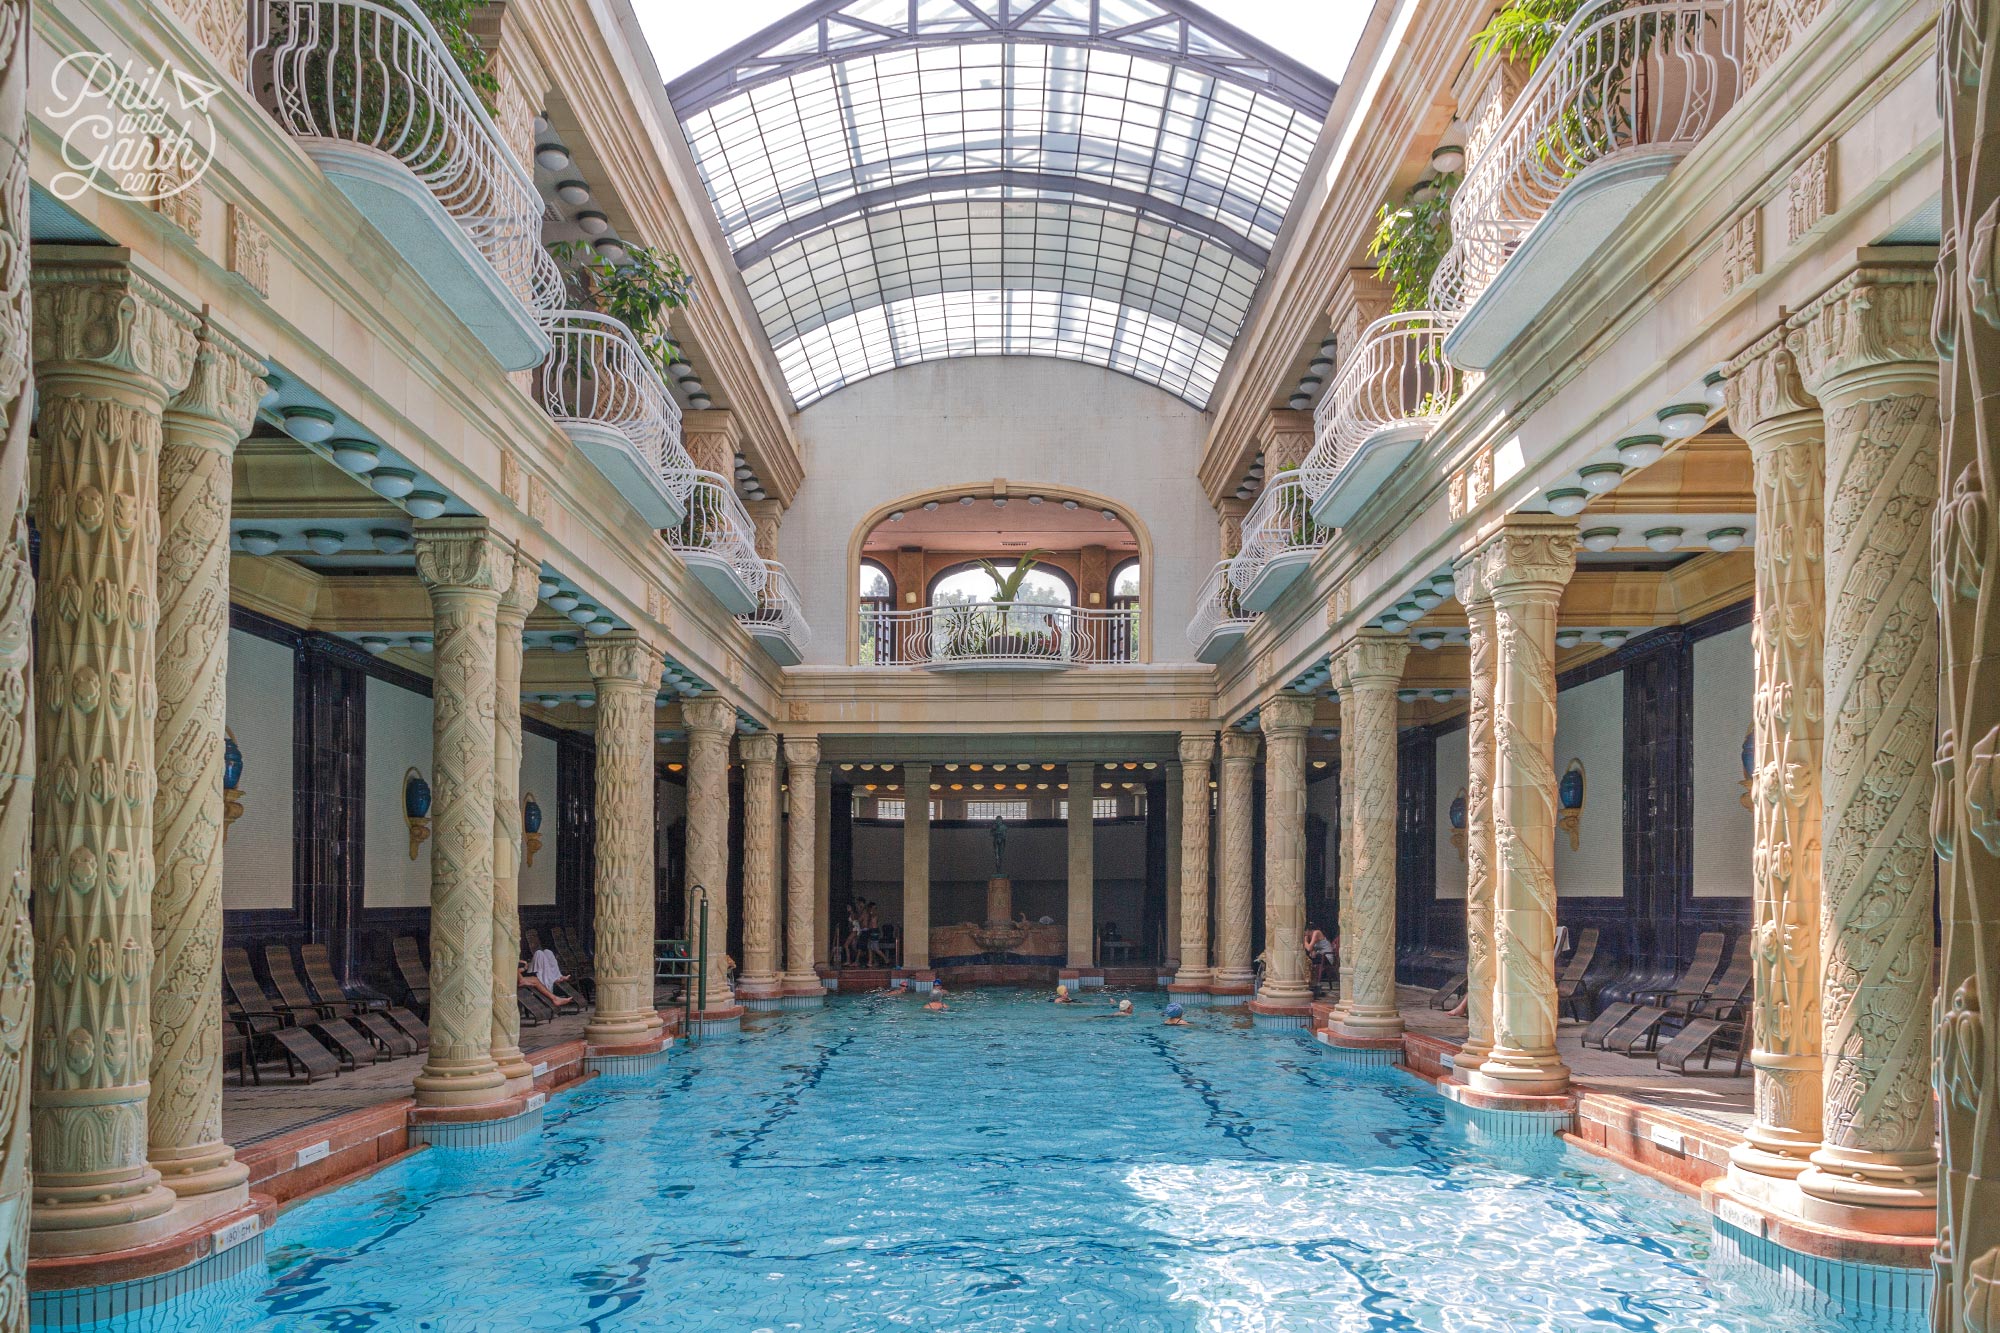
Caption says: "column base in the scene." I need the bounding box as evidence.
[895,969,937,993]
[1451,1040,1493,1077]
[1794,1148,1937,1237]
[734,973,785,1007]
[491,1042,535,1088]
[29,1196,274,1331]
[148,1143,250,1219]
[683,1004,745,1036]
[1467,1047,1571,1097]
[1702,1179,1935,1327]
[1209,967,1254,996]
[1058,968,1103,990]
[1433,1077,1578,1139]
[409,1091,546,1149]
[29,1174,181,1260]
[583,1011,664,1048]
[1248,993,1314,1029]
[1315,1028,1403,1066]
[585,1030,677,1076]
[1329,1011,1404,1044]
[411,1057,508,1109]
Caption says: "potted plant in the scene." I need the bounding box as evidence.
[550,240,697,384]
[975,551,1049,656]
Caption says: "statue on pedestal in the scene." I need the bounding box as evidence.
[991,816,1007,874]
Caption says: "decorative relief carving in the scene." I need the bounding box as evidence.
[584,635,665,1043]
[528,473,553,529]
[1332,635,1408,1037]
[167,0,248,80]
[1723,208,1762,295]
[1258,694,1315,1006]
[1456,563,1498,1065]
[737,734,781,993]
[225,204,269,298]
[683,697,737,1008]
[1214,731,1260,986]
[150,148,202,242]
[488,544,537,1078]
[499,451,524,512]
[1786,143,1833,245]
[786,699,809,723]
[1741,0,1827,86]
[1174,733,1216,983]
[782,737,821,988]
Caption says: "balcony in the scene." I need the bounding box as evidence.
[1431,0,1739,368]
[665,472,767,615]
[740,561,811,665]
[860,603,1137,672]
[536,311,694,527]
[1302,312,1463,528]
[1227,474,1331,612]
[1187,560,1257,664]
[249,0,554,369]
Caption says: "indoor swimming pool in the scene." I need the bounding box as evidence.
[148,991,1872,1331]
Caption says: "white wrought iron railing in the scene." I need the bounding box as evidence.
[740,561,811,648]
[1301,312,1463,498]
[536,310,695,501]
[1429,0,1740,313]
[249,0,561,312]
[1228,474,1331,593]
[666,472,767,595]
[1186,560,1256,653]
[860,602,1137,668]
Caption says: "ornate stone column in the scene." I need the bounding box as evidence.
[736,733,782,1004]
[1066,762,1096,973]
[682,696,738,1015]
[1722,326,1826,1188]
[1171,734,1216,993]
[487,543,537,1087]
[1788,265,1939,1233]
[29,255,196,1254]
[782,737,823,1001]
[1469,518,1578,1097]
[1253,694,1316,1018]
[1328,633,1409,1044]
[1163,760,1183,972]
[901,764,931,972]
[148,315,259,1219]
[1937,34,2000,1320]
[813,762,832,969]
[0,12,36,1302]
[1212,731,1259,994]
[1453,555,1499,1070]
[583,634,665,1048]
[411,521,509,1108]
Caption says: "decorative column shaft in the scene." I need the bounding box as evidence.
[813,762,832,969]
[1171,734,1215,991]
[902,764,931,970]
[1212,732,1259,993]
[1254,694,1316,1014]
[1453,556,1499,1069]
[783,738,822,998]
[1937,32,2000,1322]
[488,544,537,1084]
[1788,266,1940,1230]
[1329,633,1409,1041]
[149,316,260,1216]
[1163,761,1183,971]
[412,521,510,1107]
[1470,518,1578,1097]
[0,10,36,1303]
[583,635,665,1045]
[682,696,737,1012]
[1722,326,1826,1185]
[736,733,782,1002]
[29,256,196,1254]
[1066,762,1096,970]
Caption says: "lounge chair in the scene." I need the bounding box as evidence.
[518,984,556,1026]
[223,947,338,1083]
[262,945,386,1067]
[1655,972,1754,1075]
[1582,932,1726,1050]
[302,942,427,1053]
[392,935,432,1014]
[1604,935,1749,1056]
[1556,927,1601,1020]
[1431,974,1468,1009]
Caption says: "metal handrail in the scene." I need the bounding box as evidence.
[248,0,558,312]
[1228,475,1330,593]
[1301,311,1463,499]
[739,560,812,649]
[1186,559,1256,652]
[859,601,1137,667]
[665,472,767,597]
[536,309,695,502]
[1429,0,1740,312]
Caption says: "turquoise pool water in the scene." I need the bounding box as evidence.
[187,990,1853,1331]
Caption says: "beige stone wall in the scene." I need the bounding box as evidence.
[220,629,294,910]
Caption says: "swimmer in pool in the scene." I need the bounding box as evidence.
[1093,998,1135,1018]
[1053,984,1074,1004]
[923,983,948,1012]
[1163,1002,1187,1026]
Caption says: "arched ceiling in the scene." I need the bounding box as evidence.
[667,0,1335,410]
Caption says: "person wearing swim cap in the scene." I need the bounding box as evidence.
[1053,984,1074,1004]
[1116,998,1133,1016]
[1163,1002,1187,1026]
[924,982,948,1012]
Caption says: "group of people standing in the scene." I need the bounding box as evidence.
[839,900,893,967]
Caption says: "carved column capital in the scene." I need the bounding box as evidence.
[1724,323,1819,436]
[1478,518,1579,600]
[414,521,512,595]
[30,251,198,400]
[1337,631,1410,690]
[1452,550,1490,608]
[739,732,779,766]
[165,317,264,442]
[498,542,540,620]
[1219,730,1261,762]
[1177,732,1217,765]
[585,633,664,687]
[683,695,737,736]
[782,735,820,768]
[1259,693,1316,737]
[1787,265,1940,394]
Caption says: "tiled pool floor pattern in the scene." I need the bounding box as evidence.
[179,990,1838,1331]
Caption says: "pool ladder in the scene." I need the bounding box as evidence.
[654,884,710,1040]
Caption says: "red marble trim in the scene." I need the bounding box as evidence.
[584,1033,672,1059]
[1320,1030,1403,1050]
[1700,1183,1936,1269]
[408,1093,537,1126]
[1563,1131,1702,1198]
[685,1004,747,1022]
[1433,1078,1578,1116]
[28,1197,276,1292]
[1205,983,1254,996]
[1248,999,1314,1018]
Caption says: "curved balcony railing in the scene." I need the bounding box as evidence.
[1228,475,1331,598]
[861,602,1137,670]
[537,310,694,510]
[666,472,767,602]
[1186,560,1256,659]
[739,561,811,659]
[249,0,557,313]
[1303,312,1463,496]
[1429,0,1739,313]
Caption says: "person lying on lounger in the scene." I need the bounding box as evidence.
[518,958,579,1012]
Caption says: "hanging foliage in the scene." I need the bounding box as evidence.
[551,240,698,381]
[1367,174,1457,313]
[1469,0,1591,70]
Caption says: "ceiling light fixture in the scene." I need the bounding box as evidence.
[329,438,380,472]
[556,180,591,206]
[1579,462,1625,493]
[1656,403,1708,437]
[371,529,413,555]
[1581,527,1621,553]
[1644,526,1686,553]
[404,491,448,520]
[370,467,417,500]
[281,405,336,443]
[1546,487,1590,517]
[237,529,282,557]
[303,529,345,557]
[534,143,571,171]
[1614,434,1666,468]
[575,210,610,236]
[1706,526,1748,553]
[1702,370,1729,408]
[547,589,579,614]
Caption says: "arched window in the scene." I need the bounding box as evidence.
[1109,559,1142,607]
[1105,558,1142,663]
[859,560,897,663]
[928,560,1077,607]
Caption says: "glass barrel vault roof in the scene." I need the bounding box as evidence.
[667,0,1334,408]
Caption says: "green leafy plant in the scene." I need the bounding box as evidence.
[552,240,697,381]
[975,550,1050,605]
[1368,174,1457,313]
[1470,0,1592,69]
[410,0,500,110]
[262,0,500,142]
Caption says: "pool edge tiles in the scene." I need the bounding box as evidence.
[1710,1217,1932,1332]
[30,1211,269,1333]
[409,1094,546,1149]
